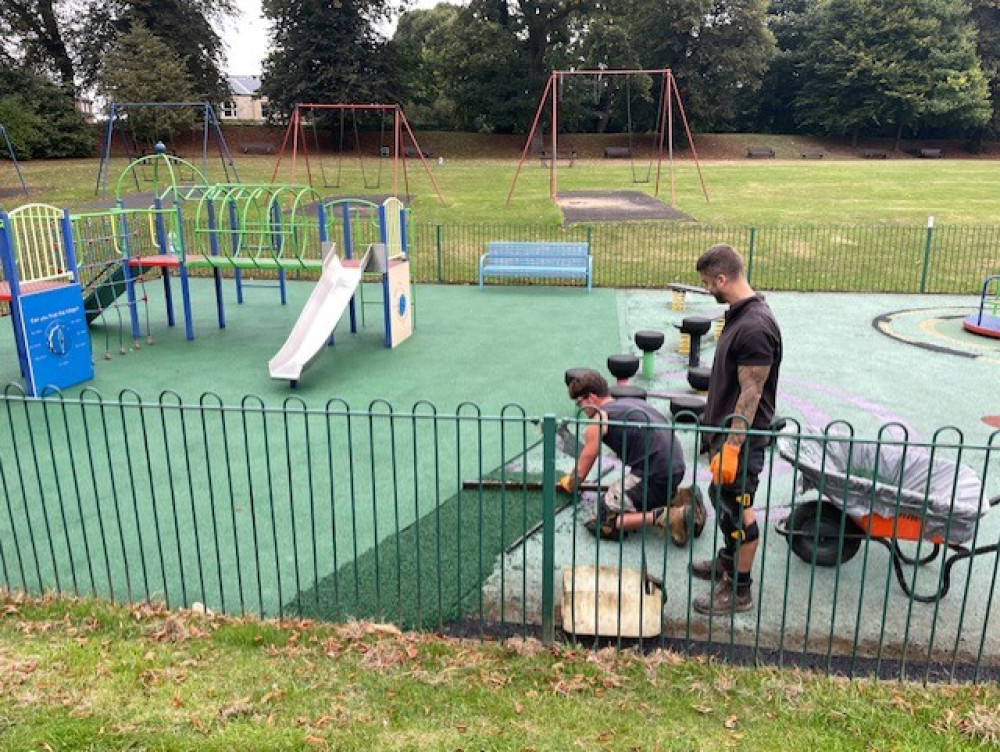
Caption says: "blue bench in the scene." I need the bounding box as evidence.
[478,241,592,292]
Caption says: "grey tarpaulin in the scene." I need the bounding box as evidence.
[778,427,985,544]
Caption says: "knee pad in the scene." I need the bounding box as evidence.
[727,519,760,545]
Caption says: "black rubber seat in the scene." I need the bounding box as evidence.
[564,367,592,387]
[609,384,647,400]
[687,366,711,392]
[634,330,665,352]
[677,316,712,337]
[669,394,706,423]
[607,354,640,381]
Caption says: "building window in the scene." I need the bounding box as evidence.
[221,101,237,119]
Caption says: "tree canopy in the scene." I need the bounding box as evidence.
[260,0,396,116]
[794,0,990,143]
[2,0,1000,151]
[0,68,92,158]
[97,22,201,145]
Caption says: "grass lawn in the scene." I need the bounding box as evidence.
[2,593,1000,751]
[6,135,1000,226]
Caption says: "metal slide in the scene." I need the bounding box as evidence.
[268,246,372,385]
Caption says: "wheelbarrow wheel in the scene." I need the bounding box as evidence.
[788,500,862,567]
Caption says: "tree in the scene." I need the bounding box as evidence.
[971,0,1000,138]
[97,22,200,145]
[755,0,812,133]
[1,0,76,88]
[0,66,92,157]
[260,0,396,118]
[626,0,776,132]
[75,0,233,101]
[1,0,233,100]
[795,0,991,145]
[390,3,531,132]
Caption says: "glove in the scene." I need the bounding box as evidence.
[709,443,740,485]
[557,474,575,494]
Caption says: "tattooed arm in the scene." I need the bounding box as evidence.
[726,364,771,448]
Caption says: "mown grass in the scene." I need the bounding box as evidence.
[7,141,1000,227]
[2,592,1000,751]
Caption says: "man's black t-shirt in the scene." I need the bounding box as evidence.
[703,295,782,451]
[601,398,686,482]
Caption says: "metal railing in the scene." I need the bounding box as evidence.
[408,221,1000,294]
[2,386,998,682]
[6,216,996,296]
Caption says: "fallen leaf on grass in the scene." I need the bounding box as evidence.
[724,715,738,729]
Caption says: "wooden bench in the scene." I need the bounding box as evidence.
[920,148,943,159]
[241,142,275,155]
[403,145,430,158]
[746,146,775,159]
[479,241,592,292]
[539,150,576,167]
[800,148,825,159]
[604,146,632,159]
[862,149,888,159]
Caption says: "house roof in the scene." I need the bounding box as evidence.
[228,75,262,97]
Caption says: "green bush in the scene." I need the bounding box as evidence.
[0,68,94,159]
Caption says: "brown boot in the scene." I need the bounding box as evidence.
[689,551,734,581]
[692,574,753,615]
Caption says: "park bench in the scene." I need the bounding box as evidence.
[241,142,276,155]
[604,146,632,159]
[862,149,888,159]
[746,146,775,159]
[478,241,592,292]
[920,148,943,159]
[403,145,431,158]
[539,149,576,167]
[800,148,825,159]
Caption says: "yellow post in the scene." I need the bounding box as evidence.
[671,289,685,311]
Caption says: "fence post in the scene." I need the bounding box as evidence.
[747,227,757,283]
[435,225,443,283]
[541,413,556,644]
[919,216,934,293]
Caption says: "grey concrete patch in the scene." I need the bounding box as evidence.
[556,191,693,223]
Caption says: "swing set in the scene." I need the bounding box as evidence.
[508,68,709,205]
[0,123,29,199]
[272,103,446,205]
[96,102,240,196]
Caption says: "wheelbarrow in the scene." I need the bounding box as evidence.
[774,429,1000,603]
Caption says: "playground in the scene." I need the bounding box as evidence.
[1,244,999,665]
[1,88,999,675]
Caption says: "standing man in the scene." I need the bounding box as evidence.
[559,370,687,540]
[691,243,782,614]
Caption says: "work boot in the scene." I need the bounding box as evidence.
[689,551,734,581]
[692,573,753,615]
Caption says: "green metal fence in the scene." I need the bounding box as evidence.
[408,222,1000,293]
[2,387,998,682]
